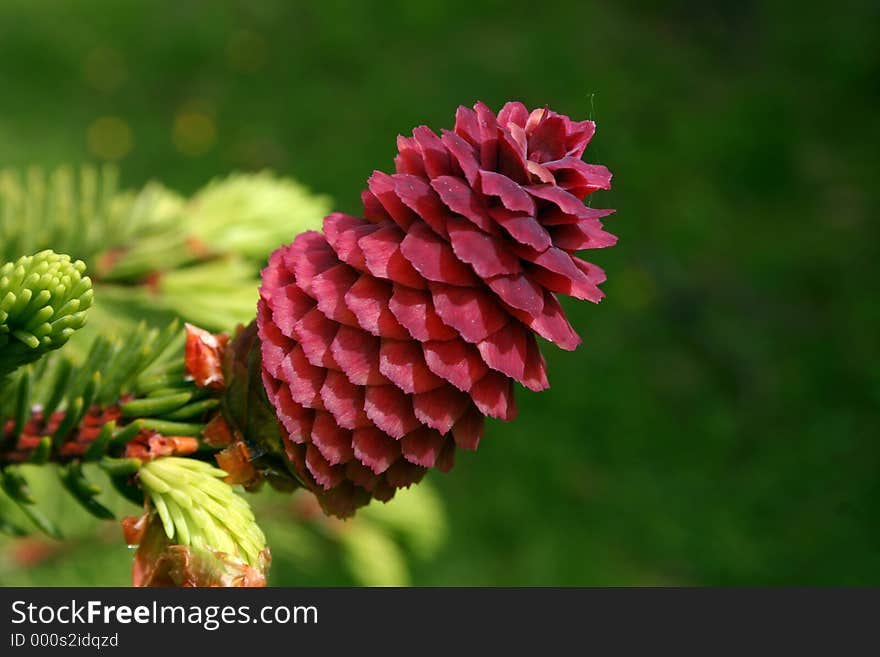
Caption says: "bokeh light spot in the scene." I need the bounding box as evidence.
[86,116,133,160]
[173,103,217,157]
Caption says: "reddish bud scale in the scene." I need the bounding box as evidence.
[185,323,229,390]
[258,101,616,517]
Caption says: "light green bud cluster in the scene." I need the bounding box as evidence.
[138,457,266,567]
[0,250,93,375]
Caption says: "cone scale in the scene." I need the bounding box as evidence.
[257,101,616,517]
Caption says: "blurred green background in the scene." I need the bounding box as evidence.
[1,0,878,585]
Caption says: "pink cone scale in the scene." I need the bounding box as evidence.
[257,101,616,517]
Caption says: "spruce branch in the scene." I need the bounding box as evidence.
[0,162,463,586]
[2,167,331,336]
[0,319,224,537]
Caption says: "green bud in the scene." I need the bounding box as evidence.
[0,250,93,375]
[137,456,267,568]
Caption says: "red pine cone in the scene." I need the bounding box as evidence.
[257,101,616,517]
